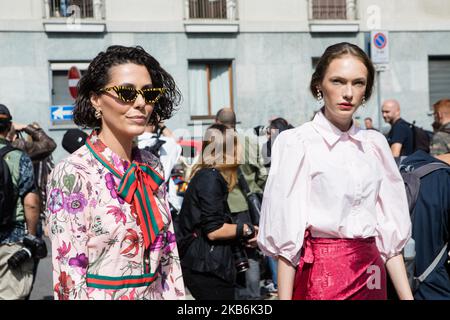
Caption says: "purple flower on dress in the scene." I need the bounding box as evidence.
[68,253,88,269]
[149,233,164,252]
[105,173,124,205]
[105,172,115,190]
[48,188,64,214]
[164,231,177,255]
[64,192,88,214]
[69,253,89,275]
[149,231,177,255]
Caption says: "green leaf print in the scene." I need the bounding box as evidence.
[63,174,76,193]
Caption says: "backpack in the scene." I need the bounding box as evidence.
[0,144,18,229]
[142,129,166,159]
[143,139,166,158]
[410,121,431,153]
[400,161,450,292]
[36,155,55,214]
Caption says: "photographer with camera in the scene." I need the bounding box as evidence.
[0,104,45,300]
[215,108,268,300]
[8,121,55,295]
[175,124,258,300]
[10,122,56,237]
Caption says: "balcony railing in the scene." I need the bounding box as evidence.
[312,0,347,19]
[186,0,237,20]
[189,0,226,19]
[44,0,104,20]
[308,0,358,32]
[48,0,93,18]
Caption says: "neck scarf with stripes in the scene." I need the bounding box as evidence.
[85,132,164,249]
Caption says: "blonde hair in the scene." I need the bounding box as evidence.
[190,124,241,191]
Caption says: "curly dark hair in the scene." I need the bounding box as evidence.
[310,42,375,101]
[73,45,181,128]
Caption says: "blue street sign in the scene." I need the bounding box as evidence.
[374,33,387,49]
[50,105,74,122]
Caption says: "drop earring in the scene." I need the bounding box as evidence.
[94,109,102,119]
[316,89,324,108]
[361,96,366,108]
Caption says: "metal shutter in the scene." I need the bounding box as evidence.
[429,57,450,108]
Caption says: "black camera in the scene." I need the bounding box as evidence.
[231,243,250,273]
[7,234,48,269]
[228,213,256,274]
[231,223,257,273]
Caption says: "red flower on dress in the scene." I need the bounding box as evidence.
[106,205,127,225]
[56,241,71,262]
[91,134,107,153]
[54,271,75,300]
[120,229,140,258]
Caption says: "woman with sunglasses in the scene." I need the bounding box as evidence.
[46,45,185,300]
[257,42,413,300]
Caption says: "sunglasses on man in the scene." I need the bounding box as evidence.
[99,86,165,104]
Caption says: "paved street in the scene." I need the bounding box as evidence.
[29,236,53,300]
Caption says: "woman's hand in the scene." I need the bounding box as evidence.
[245,225,259,248]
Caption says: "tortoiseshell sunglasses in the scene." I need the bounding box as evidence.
[99,86,165,104]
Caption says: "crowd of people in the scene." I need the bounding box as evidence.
[0,42,449,300]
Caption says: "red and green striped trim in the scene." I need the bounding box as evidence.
[86,273,158,290]
[85,137,122,179]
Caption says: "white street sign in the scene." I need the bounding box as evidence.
[371,31,389,64]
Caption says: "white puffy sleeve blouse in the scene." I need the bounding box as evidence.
[257,111,411,266]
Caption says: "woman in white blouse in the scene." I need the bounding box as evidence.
[257,42,413,300]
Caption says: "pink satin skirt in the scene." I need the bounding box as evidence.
[292,231,387,300]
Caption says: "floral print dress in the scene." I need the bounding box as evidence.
[46,134,185,300]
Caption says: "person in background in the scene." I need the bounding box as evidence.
[382,99,414,158]
[175,124,258,300]
[138,121,182,214]
[430,99,450,161]
[215,108,267,300]
[364,117,378,131]
[400,150,450,299]
[62,128,88,154]
[46,45,185,300]
[8,120,56,295]
[261,117,294,168]
[10,121,56,234]
[258,42,413,300]
[0,104,40,300]
[11,122,56,161]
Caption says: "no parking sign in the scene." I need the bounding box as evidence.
[370,31,389,64]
